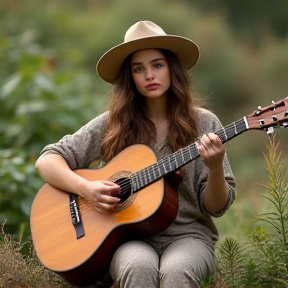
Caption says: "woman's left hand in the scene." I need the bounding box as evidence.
[197,133,225,170]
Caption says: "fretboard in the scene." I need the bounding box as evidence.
[131,117,249,192]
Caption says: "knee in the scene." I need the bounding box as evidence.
[125,252,157,274]
[118,241,158,273]
[160,259,199,277]
[160,259,203,286]
[110,241,159,286]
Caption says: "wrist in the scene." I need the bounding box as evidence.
[207,164,224,174]
[75,176,90,198]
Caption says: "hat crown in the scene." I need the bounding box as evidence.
[97,20,200,83]
[124,21,167,42]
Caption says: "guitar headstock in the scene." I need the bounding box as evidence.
[246,97,288,133]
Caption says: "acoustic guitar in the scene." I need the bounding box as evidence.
[30,98,288,286]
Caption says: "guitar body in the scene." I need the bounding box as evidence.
[30,144,179,286]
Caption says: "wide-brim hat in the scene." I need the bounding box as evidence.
[96,20,200,84]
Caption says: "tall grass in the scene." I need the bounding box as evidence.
[0,221,68,288]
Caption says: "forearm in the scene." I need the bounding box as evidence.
[35,153,87,197]
[203,166,230,214]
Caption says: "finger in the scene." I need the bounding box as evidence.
[205,133,213,142]
[199,134,212,148]
[100,182,120,196]
[210,133,223,145]
[101,180,120,187]
[97,202,118,212]
[99,194,120,205]
[202,133,222,147]
[204,133,219,144]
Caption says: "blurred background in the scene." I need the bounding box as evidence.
[1,0,288,240]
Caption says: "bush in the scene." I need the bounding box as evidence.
[216,135,288,288]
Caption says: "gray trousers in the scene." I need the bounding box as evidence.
[110,237,216,288]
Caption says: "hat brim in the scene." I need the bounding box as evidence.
[96,35,200,84]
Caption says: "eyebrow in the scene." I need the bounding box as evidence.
[131,57,166,66]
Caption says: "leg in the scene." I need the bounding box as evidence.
[159,237,216,288]
[110,240,159,288]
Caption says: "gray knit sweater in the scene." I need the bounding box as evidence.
[40,107,236,254]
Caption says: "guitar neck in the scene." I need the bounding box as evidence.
[132,117,249,192]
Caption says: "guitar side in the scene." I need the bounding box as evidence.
[30,144,179,286]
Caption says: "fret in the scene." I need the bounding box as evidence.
[156,158,164,176]
[161,158,169,174]
[148,166,154,183]
[226,125,235,140]
[222,127,228,142]
[156,162,162,178]
[233,122,237,135]
[187,143,198,161]
[182,147,191,163]
[168,156,172,171]
[180,148,185,164]
[141,166,150,183]
[132,173,140,191]
[151,164,157,180]
[171,154,177,171]
[139,171,144,187]
[142,167,149,186]
[188,144,193,159]
[161,155,172,173]
[175,150,184,167]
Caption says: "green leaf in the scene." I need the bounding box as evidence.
[1,73,22,98]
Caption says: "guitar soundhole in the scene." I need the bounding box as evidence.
[115,177,132,204]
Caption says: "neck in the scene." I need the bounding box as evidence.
[145,96,168,124]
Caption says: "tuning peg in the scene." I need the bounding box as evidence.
[271,100,276,111]
[283,122,288,129]
[266,127,274,134]
[256,106,262,115]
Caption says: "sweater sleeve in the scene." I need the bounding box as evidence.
[195,108,236,218]
[39,111,109,170]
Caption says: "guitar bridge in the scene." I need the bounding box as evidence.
[69,193,85,239]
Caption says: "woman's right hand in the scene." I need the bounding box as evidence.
[36,154,121,212]
[80,180,121,211]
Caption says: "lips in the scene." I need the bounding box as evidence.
[145,83,159,90]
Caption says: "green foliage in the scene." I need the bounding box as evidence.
[0,20,105,235]
[217,238,248,287]
[215,136,288,288]
[195,0,288,39]
[258,139,288,246]
[0,149,41,237]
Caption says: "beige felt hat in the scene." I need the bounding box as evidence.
[96,20,200,84]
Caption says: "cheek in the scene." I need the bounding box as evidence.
[132,74,143,90]
[164,72,171,87]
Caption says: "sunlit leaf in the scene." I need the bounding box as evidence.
[34,72,54,92]
[1,73,22,98]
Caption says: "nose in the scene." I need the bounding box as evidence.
[146,68,154,80]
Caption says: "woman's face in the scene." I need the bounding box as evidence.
[130,49,171,99]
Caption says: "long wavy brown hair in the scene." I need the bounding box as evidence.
[100,49,200,162]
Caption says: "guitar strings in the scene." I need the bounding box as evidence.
[117,119,247,198]
[115,119,248,199]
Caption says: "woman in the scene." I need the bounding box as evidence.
[35,20,236,288]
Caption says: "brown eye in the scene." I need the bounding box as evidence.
[134,67,143,73]
[154,63,163,68]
